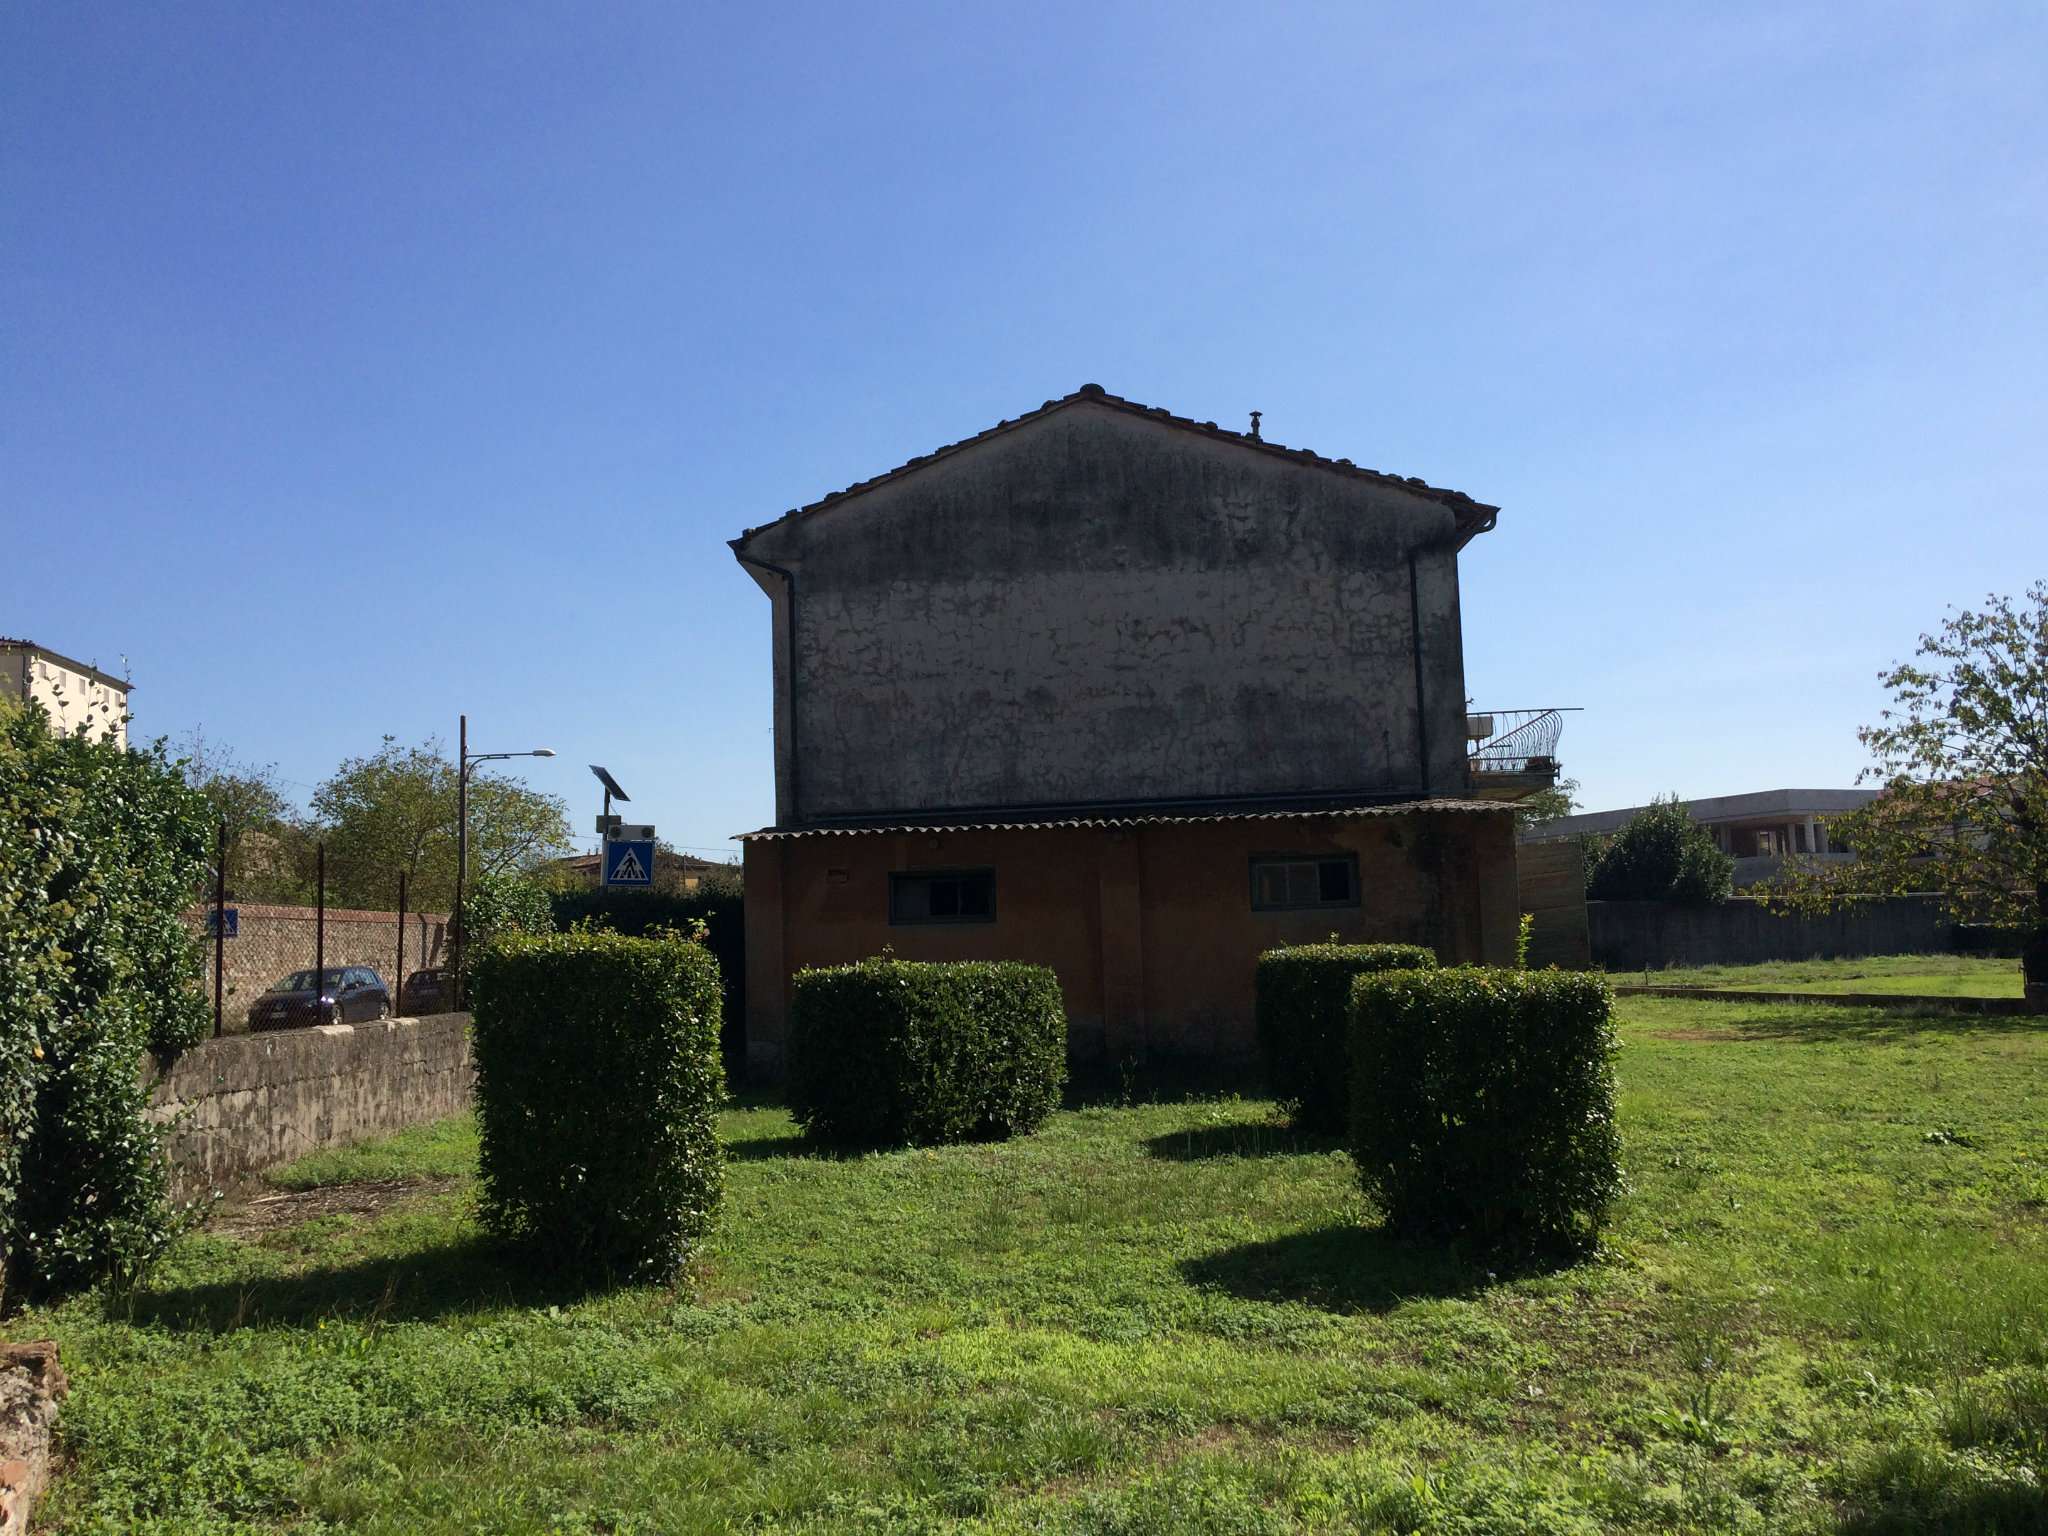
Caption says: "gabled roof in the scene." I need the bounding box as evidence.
[731,383,1500,550]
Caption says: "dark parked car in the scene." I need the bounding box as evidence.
[246,967,391,1032]
[400,967,455,1015]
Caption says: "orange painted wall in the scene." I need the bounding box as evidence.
[743,808,1518,1078]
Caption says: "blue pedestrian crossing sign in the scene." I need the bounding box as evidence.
[603,839,655,887]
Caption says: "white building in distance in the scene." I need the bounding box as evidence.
[0,637,131,746]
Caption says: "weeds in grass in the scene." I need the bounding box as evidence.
[16,996,2048,1533]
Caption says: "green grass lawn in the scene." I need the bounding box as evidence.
[19,997,2048,1534]
[1611,953,2024,998]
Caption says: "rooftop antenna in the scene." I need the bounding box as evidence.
[1248,410,1262,441]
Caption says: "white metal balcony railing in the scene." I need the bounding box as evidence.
[1466,707,1575,776]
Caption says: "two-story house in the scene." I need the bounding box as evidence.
[730,384,1522,1076]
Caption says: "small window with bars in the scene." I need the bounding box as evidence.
[1249,854,1359,911]
[889,868,996,925]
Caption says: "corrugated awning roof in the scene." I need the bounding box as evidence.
[736,798,1508,842]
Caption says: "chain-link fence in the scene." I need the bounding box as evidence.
[188,860,450,1035]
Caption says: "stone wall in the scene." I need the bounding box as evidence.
[183,902,448,1031]
[0,1343,66,1536]
[147,1014,472,1198]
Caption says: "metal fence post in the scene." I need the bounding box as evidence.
[396,870,407,1018]
[315,842,326,1025]
[213,819,226,1038]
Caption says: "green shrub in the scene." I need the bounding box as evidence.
[460,872,555,972]
[549,886,745,1074]
[1349,967,1621,1255]
[788,958,1066,1146]
[1586,795,1733,904]
[1254,944,1438,1135]
[0,698,212,1300]
[470,930,726,1281]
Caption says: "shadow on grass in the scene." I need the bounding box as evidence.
[1182,1223,1513,1314]
[1696,1004,2045,1047]
[121,1235,616,1333]
[1141,1119,1340,1161]
[1063,1055,1269,1111]
[722,1129,819,1161]
[1835,1476,2048,1535]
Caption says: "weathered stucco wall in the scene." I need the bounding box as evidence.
[743,807,1518,1077]
[146,1014,472,1198]
[739,401,1473,822]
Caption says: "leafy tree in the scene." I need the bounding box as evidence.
[1771,584,2048,998]
[460,871,556,980]
[1515,776,1581,833]
[175,729,308,902]
[1586,796,1733,905]
[307,737,571,911]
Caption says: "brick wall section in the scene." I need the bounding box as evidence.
[146,1014,472,1199]
[183,903,448,1031]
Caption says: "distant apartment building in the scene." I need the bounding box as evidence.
[1524,788,1879,888]
[0,637,130,745]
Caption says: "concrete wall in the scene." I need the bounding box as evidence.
[146,1014,471,1198]
[743,807,1519,1077]
[182,902,448,1031]
[736,401,1474,822]
[1517,838,1591,969]
[1589,896,1955,970]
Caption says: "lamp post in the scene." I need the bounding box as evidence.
[453,713,555,1006]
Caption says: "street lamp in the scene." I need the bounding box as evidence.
[453,713,555,1006]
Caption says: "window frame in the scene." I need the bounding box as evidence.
[1248,852,1362,913]
[888,867,998,926]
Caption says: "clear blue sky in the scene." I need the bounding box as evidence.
[6,2,2044,855]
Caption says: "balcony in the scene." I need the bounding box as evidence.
[1466,707,1576,801]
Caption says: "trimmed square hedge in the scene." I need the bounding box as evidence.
[470,930,726,1280]
[788,958,1066,1146]
[1255,944,1438,1134]
[1349,967,1621,1254]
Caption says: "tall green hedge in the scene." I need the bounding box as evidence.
[470,930,726,1281]
[788,958,1066,1146]
[549,885,744,1073]
[1349,967,1621,1255]
[1255,944,1438,1134]
[0,698,212,1300]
